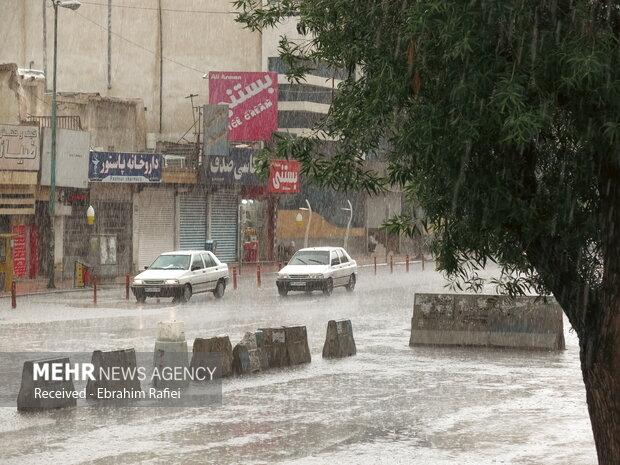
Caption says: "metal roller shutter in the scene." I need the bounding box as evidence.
[208,191,238,263]
[179,192,207,250]
[135,187,175,270]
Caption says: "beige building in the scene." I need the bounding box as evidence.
[0,0,261,143]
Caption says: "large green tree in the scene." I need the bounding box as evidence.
[235,0,620,462]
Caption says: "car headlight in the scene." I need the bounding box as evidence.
[310,273,324,279]
[133,279,143,285]
[279,274,289,279]
[165,279,179,285]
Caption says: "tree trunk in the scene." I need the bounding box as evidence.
[580,310,620,464]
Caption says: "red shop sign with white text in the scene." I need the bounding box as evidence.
[268,160,300,194]
[208,71,278,142]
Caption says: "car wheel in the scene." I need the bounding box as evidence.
[278,287,288,297]
[213,280,225,299]
[135,291,146,303]
[322,277,334,296]
[346,274,356,292]
[180,284,192,303]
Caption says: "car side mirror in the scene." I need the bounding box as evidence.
[192,265,201,271]
[143,266,148,270]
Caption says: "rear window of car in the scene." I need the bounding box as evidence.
[149,254,190,270]
[338,249,348,263]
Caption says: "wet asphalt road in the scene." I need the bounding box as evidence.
[0,264,596,464]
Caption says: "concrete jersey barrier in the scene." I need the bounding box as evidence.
[86,348,142,400]
[191,336,233,378]
[410,293,565,350]
[17,357,78,411]
[232,331,269,375]
[322,319,356,358]
[259,326,312,368]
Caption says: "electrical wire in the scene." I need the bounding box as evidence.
[78,1,236,14]
[74,11,206,74]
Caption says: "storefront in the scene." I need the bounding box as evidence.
[89,151,162,276]
[133,185,175,270]
[0,124,40,280]
[204,147,260,264]
[207,188,239,263]
[178,188,207,251]
[40,127,91,279]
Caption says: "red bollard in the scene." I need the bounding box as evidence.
[125,274,130,300]
[93,276,97,305]
[256,264,262,288]
[11,281,16,309]
[374,256,377,275]
[232,266,238,290]
[390,255,394,274]
[406,255,410,273]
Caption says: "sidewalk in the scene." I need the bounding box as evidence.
[0,275,126,299]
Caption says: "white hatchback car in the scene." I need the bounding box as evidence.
[131,250,229,303]
[276,246,357,297]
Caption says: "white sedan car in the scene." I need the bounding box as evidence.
[131,250,229,303]
[276,247,357,297]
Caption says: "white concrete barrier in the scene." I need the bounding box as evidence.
[410,293,565,350]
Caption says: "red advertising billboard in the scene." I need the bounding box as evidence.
[208,71,278,142]
[268,159,300,194]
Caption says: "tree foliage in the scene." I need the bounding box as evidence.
[235,0,620,338]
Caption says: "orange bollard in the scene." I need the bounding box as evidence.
[232,266,238,290]
[93,276,97,305]
[256,264,262,288]
[11,281,16,309]
[406,255,410,273]
[125,274,130,300]
[390,255,394,274]
[374,256,377,275]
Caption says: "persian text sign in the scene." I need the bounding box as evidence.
[208,71,278,141]
[89,151,162,183]
[0,124,40,171]
[205,149,260,186]
[268,160,300,194]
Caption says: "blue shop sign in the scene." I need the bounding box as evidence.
[89,151,162,183]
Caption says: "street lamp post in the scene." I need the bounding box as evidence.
[299,199,312,248]
[341,199,353,250]
[47,0,81,289]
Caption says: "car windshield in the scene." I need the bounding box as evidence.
[289,251,330,265]
[149,254,190,270]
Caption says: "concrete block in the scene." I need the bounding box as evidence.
[153,340,189,389]
[259,327,290,368]
[232,332,269,375]
[157,320,186,342]
[284,326,311,365]
[191,336,233,378]
[322,319,356,358]
[17,357,77,411]
[86,348,142,400]
[409,293,565,350]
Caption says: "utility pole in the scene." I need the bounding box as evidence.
[47,0,81,289]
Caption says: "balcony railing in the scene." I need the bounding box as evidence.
[27,115,83,130]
